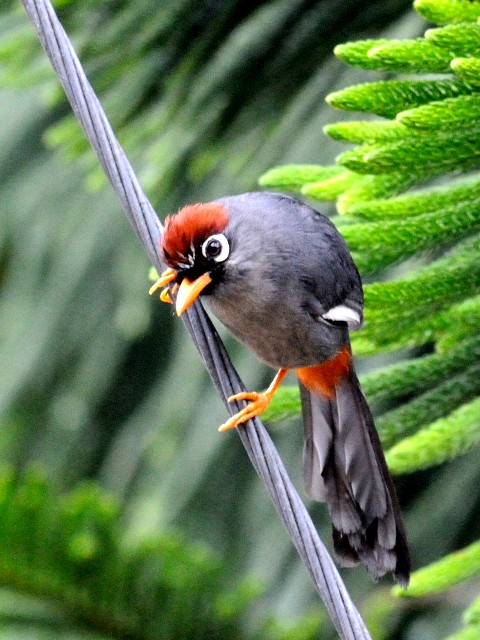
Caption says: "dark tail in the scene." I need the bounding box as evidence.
[299,366,411,587]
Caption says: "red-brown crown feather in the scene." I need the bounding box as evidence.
[162,203,229,267]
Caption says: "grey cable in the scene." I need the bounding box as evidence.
[20,1,373,638]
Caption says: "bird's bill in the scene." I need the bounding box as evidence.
[176,273,212,315]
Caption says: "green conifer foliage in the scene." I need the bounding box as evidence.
[0,467,260,639]
[260,1,480,635]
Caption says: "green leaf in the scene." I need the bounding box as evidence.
[260,165,416,209]
[385,396,480,474]
[451,56,480,85]
[301,169,364,202]
[414,0,480,25]
[354,237,480,352]
[393,539,480,597]
[436,295,480,350]
[343,198,480,272]
[376,363,480,448]
[398,95,480,129]
[324,120,408,143]
[327,78,474,118]
[362,334,480,405]
[336,174,415,212]
[333,39,392,69]
[258,164,343,192]
[337,128,480,176]
[367,39,453,73]
[345,177,480,220]
[425,23,480,56]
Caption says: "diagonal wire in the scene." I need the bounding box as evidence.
[20,1,372,638]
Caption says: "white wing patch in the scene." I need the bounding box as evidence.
[322,305,362,330]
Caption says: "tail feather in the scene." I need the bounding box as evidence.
[300,367,411,587]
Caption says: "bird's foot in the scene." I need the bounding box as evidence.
[149,268,177,303]
[218,368,288,432]
[218,391,272,432]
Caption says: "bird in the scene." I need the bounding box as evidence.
[150,191,411,587]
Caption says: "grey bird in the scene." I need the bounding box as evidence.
[151,191,411,586]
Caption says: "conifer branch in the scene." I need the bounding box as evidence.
[0,469,256,640]
[385,396,480,473]
[393,539,480,598]
[414,0,480,25]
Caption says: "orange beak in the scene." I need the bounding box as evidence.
[175,273,212,315]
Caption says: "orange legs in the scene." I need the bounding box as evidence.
[218,368,288,432]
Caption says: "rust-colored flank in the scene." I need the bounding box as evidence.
[295,347,351,399]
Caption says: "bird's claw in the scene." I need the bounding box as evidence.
[218,391,271,432]
[149,268,177,303]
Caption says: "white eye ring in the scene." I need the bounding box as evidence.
[201,233,230,263]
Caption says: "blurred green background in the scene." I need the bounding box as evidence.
[1,1,479,639]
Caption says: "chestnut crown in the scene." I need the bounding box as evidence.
[162,203,229,271]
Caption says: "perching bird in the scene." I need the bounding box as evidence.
[151,191,411,586]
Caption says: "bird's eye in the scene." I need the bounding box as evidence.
[201,234,230,263]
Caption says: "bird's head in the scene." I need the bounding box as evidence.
[154,202,231,315]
